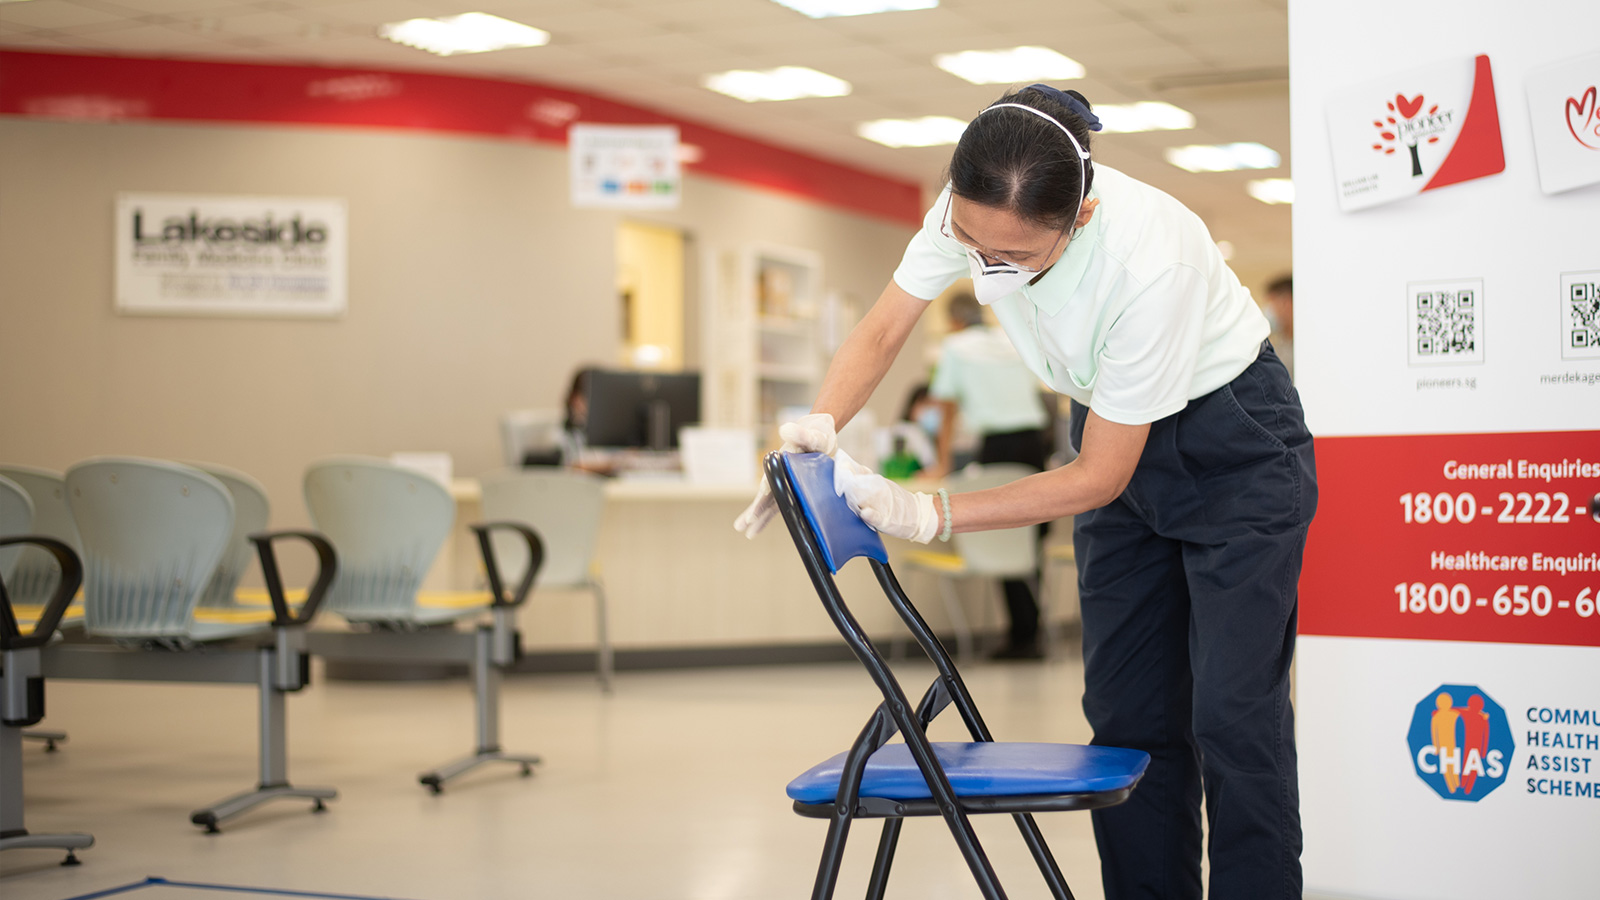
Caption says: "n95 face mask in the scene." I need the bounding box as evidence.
[965,250,1038,305]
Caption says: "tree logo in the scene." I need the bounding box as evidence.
[1372,93,1454,177]
[1567,86,1600,150]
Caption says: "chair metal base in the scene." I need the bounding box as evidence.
[190,783,337,834]
[21,730,65,751]
[418,748,542,794]
[0,829,94,865]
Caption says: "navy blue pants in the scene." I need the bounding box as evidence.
[1068,343,1314,900]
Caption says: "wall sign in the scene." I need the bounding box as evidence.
[114,193,347,317]
[568,123,681,210]
[1293,4,1600,898]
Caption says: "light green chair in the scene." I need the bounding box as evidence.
[479,467,612,691]
[304,456,543,792]
[304,457,459,626]
[58,457,337,831]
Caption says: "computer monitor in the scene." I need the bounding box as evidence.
[583,369,702,450]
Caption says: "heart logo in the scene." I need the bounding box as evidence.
[1396,93,1426,119]
[1567,86,1600,150]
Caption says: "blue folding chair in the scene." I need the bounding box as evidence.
[767,452,1148,900]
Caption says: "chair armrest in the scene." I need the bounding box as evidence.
[248,530,337,627]
[470,521,543,609]
[0,535,82,650]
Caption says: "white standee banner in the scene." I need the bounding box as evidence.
[1292,3,1600,899]
[114,193,347,317]
[568,123,681,210]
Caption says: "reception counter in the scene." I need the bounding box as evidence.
[438,476,1076,663]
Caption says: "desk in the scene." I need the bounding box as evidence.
[440,477,1074,655]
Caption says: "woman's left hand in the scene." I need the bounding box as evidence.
[832,450,940,543]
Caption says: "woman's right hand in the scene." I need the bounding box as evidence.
[732,413,838,539]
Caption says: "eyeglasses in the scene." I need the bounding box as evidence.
[939,193,1069,274]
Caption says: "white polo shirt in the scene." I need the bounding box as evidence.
[893,165,1269,426]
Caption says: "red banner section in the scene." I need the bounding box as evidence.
[1301,431,1600,646]
[0,50,923,227]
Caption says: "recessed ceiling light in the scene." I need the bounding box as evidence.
[858,116,969,148]
[769,0,937,18]
[933,47,1084,85]
[1092,102,1195,133]
[379,13,549,57]
[1164,142,1280,173]
[703,67,851,102]
[1247,178,1295,204]
[1215,240,1235,260]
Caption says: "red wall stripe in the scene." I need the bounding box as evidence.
[0,50,923,227]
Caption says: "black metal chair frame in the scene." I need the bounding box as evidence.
[766,453,1135,900]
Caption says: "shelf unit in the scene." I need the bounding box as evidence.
[703,243,824,434]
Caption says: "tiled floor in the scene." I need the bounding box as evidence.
[4,654,1338,900]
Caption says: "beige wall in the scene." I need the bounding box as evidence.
[0,118,924,532]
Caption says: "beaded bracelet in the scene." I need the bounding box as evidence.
[937,488,952,542]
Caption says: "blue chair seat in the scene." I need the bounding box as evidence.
[788,741,1149,803]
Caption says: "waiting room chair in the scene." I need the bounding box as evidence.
[478,467,612,691]
[0,468,80,751]
[903,463,1042,661]
[1,533,94,865]
[303,457,543,792]
[54,457,338,831]
[766,452,1148,900]
[191,463,272,610]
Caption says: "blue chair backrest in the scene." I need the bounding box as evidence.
[65,458,234,638]
[303,457,453,623]
[778,453,888,575]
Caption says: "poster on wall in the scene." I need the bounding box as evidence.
[1292,3,1600,899]
[568,123,681,210]
[114,193,347,318]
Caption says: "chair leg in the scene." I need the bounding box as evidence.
[936,577,973,663]
[418,626,541,794]
[1013,812,1075,900]
[864,817,904,900]
[811,813,854,900]
[190,648,336,833]
[1,720,94,865]
[591,577,614,694]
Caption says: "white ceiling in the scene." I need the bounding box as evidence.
[0,0,1293,275]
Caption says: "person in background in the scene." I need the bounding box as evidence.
[930,291,1051,659]
[1264,275,1294,378]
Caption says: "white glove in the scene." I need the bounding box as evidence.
[732,413,839,539]
[832,449,940,544]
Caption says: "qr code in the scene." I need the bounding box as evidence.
[1408,279,1484,366]
[1561,271,1600,361]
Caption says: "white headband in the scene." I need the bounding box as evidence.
[976,101,1091,230]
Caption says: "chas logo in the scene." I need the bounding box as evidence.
[1408,684,1514,801]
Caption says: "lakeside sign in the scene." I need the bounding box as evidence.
[114,193,348,317]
